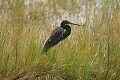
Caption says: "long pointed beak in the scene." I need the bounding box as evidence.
[69,22,81,26]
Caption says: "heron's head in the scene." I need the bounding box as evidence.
[61,20,81,27]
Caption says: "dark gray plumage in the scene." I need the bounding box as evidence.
[42,20,81,53]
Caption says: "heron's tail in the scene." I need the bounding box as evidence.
[41,44,50,53]
[42,40,53,53]
[42,47,48,53]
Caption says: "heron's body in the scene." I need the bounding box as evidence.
[42,20,80,53]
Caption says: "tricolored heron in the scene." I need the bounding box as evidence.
[42,20,81,53]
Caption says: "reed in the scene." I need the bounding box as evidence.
[0,0,119,80]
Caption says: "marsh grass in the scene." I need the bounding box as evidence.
[0,0,120,80]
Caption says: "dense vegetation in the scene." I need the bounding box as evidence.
[0,0,119,80]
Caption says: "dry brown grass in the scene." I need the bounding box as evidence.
[0,0,120,80]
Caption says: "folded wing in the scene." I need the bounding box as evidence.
[42,27,64,52]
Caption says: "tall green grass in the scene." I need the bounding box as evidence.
[0,0,120,80]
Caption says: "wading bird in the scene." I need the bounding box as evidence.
[42,20,81,53]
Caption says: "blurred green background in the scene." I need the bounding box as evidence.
[0,0,120,80]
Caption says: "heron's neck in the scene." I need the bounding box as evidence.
[63,25,70,30]
[61,25,71,40]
